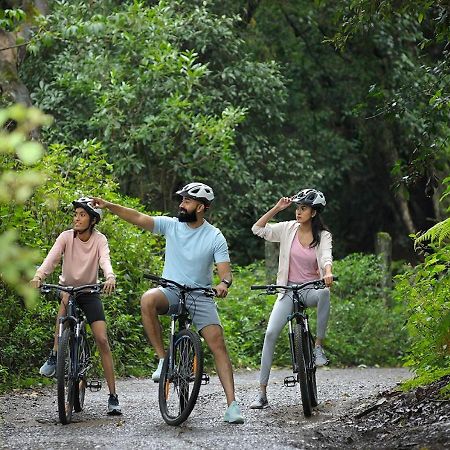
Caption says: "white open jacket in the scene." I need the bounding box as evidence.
[252,220,332,299]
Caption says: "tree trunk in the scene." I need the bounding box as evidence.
[379,124,416,235]
[0,1,48,106]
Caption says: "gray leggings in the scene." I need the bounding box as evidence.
[259,286,330,386]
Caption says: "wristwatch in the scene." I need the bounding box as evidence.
[221,278,232,288]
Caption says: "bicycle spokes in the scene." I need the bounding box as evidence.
[159,330,203,426]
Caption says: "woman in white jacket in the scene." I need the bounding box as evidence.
[250,189,334,409]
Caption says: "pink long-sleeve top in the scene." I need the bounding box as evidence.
[35,229,114,286]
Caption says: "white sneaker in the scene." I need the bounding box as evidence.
[314,346,328,366]
[249,393,269,409]
[152,358,164,382]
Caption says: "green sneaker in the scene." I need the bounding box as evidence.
[224,401,244,424]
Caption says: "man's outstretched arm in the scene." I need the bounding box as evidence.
[92,197,154,231]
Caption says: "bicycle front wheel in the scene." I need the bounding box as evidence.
[74,323,89,412]
[57,327,76,424]
[159,329,203,426]
[306,331,318,407]
[293,324,312,417]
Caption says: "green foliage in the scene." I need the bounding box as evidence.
[0,105,52,307]
[0,8,26,31]
[329,0,450,190]
[416,177,450,247]
[21,0,316,263]
[325,253,407,366]
[394,245,450,386]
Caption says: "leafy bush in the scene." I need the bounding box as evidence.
[325,253,407,366]
[394,244,450,387]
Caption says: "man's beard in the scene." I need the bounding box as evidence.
[177,208,197,223]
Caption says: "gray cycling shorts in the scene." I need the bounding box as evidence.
[158,286,221,332]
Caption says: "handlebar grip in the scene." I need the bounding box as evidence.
[144,274,161,282]
[250,285,269,290]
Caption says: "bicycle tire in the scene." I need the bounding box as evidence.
[57,327,76,424]
[293,323,312,417]
[159,329,203,426]
[305,330,318,407]
[74,323,89,412]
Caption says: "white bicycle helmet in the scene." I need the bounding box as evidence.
[176,182,215,204]
[291,189,326,212]
[72,197,103,223]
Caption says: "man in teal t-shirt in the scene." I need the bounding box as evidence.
[92,182,244,424]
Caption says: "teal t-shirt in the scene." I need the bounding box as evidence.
[153,216,230,287]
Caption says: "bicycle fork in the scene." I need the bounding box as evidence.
[166,317,177,379]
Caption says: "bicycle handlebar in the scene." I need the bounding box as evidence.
[41,283,104,295]
[250,276,338,292]
[144,273,215,297]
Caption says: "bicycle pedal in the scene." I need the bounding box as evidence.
[284,376,297,387]
[87,379,102,392]
[201,373,210,385]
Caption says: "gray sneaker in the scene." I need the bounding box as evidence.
[250,393,268,409]
[314,345,328,366]
[107,394,122,415]
[39,350,57,377]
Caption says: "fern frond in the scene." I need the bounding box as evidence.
[415,218,450,248]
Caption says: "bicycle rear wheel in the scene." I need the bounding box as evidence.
[305,331,318,407]
[57,327,76,424]
[293,324,312,417]
[159,329,203,426]
[74,323,89,412]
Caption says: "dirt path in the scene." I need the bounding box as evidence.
[0,367,420,449]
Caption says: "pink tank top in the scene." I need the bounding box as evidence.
[288,236,319,283]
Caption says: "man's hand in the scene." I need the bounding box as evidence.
[103,277,116,295]
[91,197,108,209]
[30,275,42,289]
[214,282,228,298]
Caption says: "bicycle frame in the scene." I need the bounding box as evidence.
[57,292,94,383]
[166,291,191,379]
[287,289,311,374]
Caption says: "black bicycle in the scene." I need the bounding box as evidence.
[251,278,335,417]
[144,274,214,426]
[41,283,102,424]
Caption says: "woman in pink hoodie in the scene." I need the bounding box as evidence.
[30,197,121,415]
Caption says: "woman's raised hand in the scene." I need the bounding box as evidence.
[274,197,292,211]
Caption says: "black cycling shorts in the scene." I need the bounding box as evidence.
[59,291,105,324]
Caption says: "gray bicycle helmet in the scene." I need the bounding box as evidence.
[72,197,103,223]
[291,189,326,212]
[176,182,215,205]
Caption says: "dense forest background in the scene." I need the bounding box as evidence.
[1,0,449,391]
